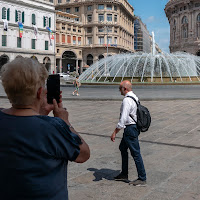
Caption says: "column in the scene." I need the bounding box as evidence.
[76,59,78,74]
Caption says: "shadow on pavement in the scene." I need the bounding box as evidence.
[87,168,120,181]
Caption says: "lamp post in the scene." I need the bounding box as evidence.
[101,21,111,76]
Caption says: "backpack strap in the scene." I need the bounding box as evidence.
[126,96,140,106]
[126,96,139,123]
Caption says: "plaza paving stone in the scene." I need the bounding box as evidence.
[0,94,200,200]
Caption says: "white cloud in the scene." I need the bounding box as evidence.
[145,16,156,23]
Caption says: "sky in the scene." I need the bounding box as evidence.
[129,0,170,52]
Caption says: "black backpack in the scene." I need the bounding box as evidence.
[127,96,151,132]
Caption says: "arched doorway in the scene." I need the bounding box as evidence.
[0,54,9,71]
[87,54,93,66]
[196,50,200,56]
[62,51,77,73]
[43,57,51,72]
[98,55,104,60]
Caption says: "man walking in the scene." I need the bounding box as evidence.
[110,80,146,186]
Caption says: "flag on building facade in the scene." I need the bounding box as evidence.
[3,20,8,31]
[18,22,23,38]
[46,27,54,46]
[33,25,38,40]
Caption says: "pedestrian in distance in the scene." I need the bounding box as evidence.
[73,76,81,96]
[110,80,146,186]
[0,57,90,200]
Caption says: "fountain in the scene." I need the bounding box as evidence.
[79,32,200,83]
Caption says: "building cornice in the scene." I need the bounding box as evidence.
[3,0,55,13]
[55,0,135,20]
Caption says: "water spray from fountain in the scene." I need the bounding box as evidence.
[80,32,200,83]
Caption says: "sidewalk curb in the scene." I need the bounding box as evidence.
[0,95,199,101]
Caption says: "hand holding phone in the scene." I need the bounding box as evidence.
[47,74,60,104]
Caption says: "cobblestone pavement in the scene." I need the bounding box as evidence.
[0,98,200,200]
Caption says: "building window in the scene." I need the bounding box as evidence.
[17,37,21,48]
[87,5,92,11]
[45,41,48,50]
[107,14,112,22]
[62,34,65,43]
[182,26,188,38]
[66,8,70,13]
[182,16,188,24]
[87,37,92,45]
[114,37,117,44]
[67,35,71,43]
[75,7,79,12]
[56,33,60,43]
[73,36,76,45]
[197,14,200,37]
[62,25,65,30]
[98,27,104,32]
[107,37,112,44]
[114,15,117,22]
[43,16,51,28]
[87,27,92,33]
[32,14,36,25]
[114,28,117,33]
[107,27,112,33]
[98,14,104,22]
[75,18,79,22]
[98,5,104,10]
[2,7,10,21]
[58,0,62,3]
[2,35,7,46]
[67,26,71,31]
[15,10,24,23]
[32,39,36,49]
[87,15,92,22]
[78,29,81,33]
[197,13,200,22]
[114,5,117,11]
[73,27,76,32]
[98,36,104,45]
[107,5,112,10]
[78,37,81,45]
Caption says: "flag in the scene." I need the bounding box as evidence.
[3,20,8,31]
[33,25,38,40]
[46,27,53,46]
[18,22,23,38]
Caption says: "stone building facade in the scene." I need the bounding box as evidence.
[0,0,55,73]
[55,0,135,74]
[165,0,200,55]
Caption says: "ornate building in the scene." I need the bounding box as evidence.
[55,0,135,74]
[165,0,200,55]
[0,0,55,72]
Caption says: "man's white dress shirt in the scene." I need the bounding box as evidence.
[117,91,139,129]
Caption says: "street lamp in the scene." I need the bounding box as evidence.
[101,21,111,76]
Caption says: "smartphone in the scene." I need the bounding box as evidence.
[47,74,60,104]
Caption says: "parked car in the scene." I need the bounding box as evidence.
[57,73,75,83]
[57,73,70,81]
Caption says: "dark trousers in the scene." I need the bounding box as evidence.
[119,124,146,181]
